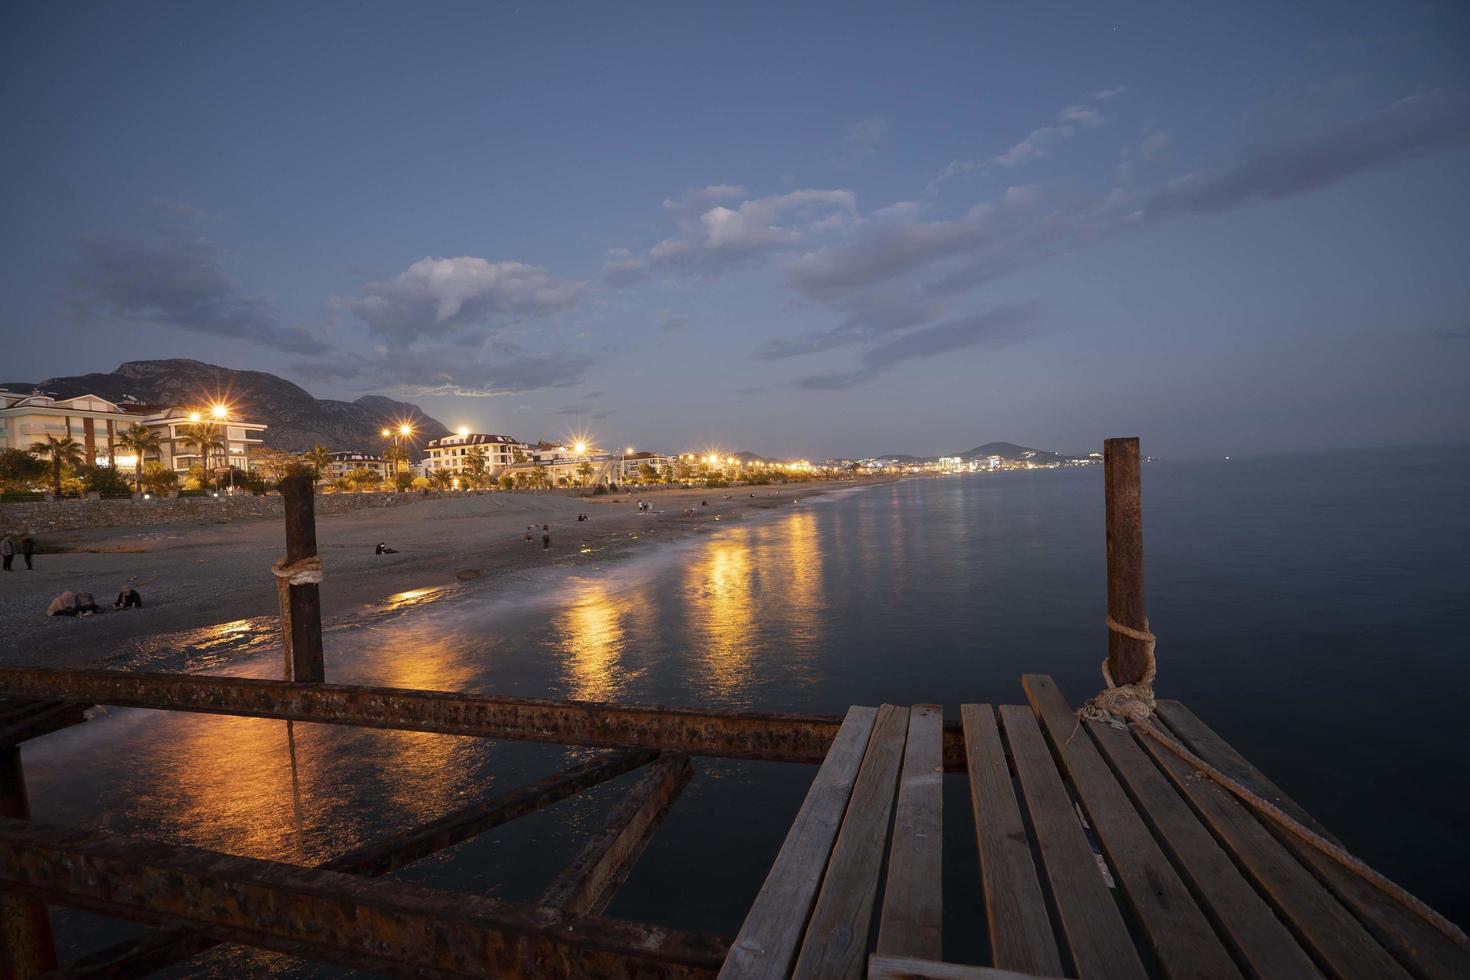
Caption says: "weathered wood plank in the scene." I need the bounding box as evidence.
[959,705,1063,976]
[1154,701,1337,844]
[720,705,879,980]
[868,953,1066,979]
[1135,728,1412,980]
[1154,703,1470,980]
[877,704,944,961]
[540,754,692,917]
[0,817,728,979]
[998,704,1145,980]
[1022,675,1241,980]
[1086,720,1323,978]
[55,749,659,979]
[795,705,911,980]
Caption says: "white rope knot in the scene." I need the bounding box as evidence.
[271,555,323,586]
[1075,616,1158,730]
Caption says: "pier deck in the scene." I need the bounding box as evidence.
[0,668,1464,979]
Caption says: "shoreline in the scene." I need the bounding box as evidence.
[0,480,890,671]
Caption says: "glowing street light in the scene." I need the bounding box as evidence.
[399,424,413,437]
[574,441,587,455]
[210,404,229,420]
[380,427,391,438]
[188,411,202,422]
[457,426,470,438]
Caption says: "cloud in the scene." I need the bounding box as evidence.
[296,344,597,396]
[1146,89,1470,218]
[797,303,1041,390]
[600,186,857,284]
[926,89,1126,194]
[660,311,690,333]
[68,232,328,354]
[834,117,889,165]
[554,404,618,420]
[343,256,584,342]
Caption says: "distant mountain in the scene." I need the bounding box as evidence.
[957,441,1069,465]
[734,450,773,463]
[2,359,449,454]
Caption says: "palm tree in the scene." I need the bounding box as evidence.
[305,444,332,488]
[180,422,225,486]
[116,424,161,494]
[30,435,85,497]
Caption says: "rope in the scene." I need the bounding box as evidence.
[1069,611,1470,952]
[271,554,323,585]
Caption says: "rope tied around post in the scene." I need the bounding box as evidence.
[271,555,323,586]
[1075,615,1157,730]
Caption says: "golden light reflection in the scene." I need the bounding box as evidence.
[685,536,756,697]
[556,583,626,701]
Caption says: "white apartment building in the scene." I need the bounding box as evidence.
[146,408,268,476]
[0,390,137,463]
[423,433,525,476]
[324,451,389,482]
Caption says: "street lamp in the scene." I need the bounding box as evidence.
[382,422,415,488]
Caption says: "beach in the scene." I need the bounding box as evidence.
[0,481,870,670]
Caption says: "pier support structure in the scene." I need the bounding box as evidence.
[1104,436,1150,685]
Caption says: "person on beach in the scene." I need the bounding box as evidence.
[20,535,34,570]
[75,591,101,615]
[1,534,12,572]
[47,591,78,616]
[525,525,534,544]
[542,524,551,549]
[375,542,398,554]
[115,586,142,609]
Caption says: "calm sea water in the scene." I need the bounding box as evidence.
[24,445,1470,972]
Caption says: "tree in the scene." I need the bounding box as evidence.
[305,444,332,488]
[0,448,47,491]
[498,471,516,491]
[382,443,409,485]
[576,460,594,487]
[140,462,178,494]
[179,423,225,487]
[511,446,527,465]
[395,470,415,491]
[77,461,132,496]
[638,462,659,484]
[29,435,85,497]
[116,424,162,494]
[347,467,380,492]
[464,446,489,489]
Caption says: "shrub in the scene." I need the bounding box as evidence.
[77,462,134,497]
[592,484,608,495]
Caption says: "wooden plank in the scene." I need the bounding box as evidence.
[1134,728,1412,980]
[960,705,1063,976]
[998,705,1145,980]
[56,749,659,979]
[540,755,692,917]
[1155,703,1470,980]
[877,704,944,961]
[1085,720,1323,979]
[1154,701,1337,844]
[1022,675,1242,980]
[794,705,911,980]
[869,953,1066,979]
[720,705,879,980]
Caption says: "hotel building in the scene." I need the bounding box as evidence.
[423,433,526,476]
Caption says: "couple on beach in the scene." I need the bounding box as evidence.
[1,533,36,571]
[525,524,551,549]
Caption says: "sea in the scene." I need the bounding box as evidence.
[22,443,1470,973]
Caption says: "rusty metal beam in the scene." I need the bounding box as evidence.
[0,669,971,769]
[0,817,726,979]
[0,668,842,763]
[52,749,659,979]
[0,750,57,980]
[541,755,692,917]
[0,704,87,749]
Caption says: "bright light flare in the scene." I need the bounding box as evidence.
[210,403,229,420]
[457,426,470,438]
[574,441,588,455]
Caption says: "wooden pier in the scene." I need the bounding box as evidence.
[0,443,1464,978]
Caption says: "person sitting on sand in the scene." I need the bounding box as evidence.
[47,592,79,617]
[115,586,142,609]
[375,542,398,554]
[75,591,102,616]
[542,524,551,549]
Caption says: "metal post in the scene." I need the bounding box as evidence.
[281,475,324,683]
[0,748,57,979]
[1104,437,1149,685]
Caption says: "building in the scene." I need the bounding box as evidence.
[324,451,389,482]
[142,407,268,477]
[0,391,137,463]
[423,433,526,477]
[611,451,674,483]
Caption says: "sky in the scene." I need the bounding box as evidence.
[1,0,1468,459]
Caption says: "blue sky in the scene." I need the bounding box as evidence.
[2,0,1467,457]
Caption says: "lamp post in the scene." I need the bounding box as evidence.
[382,423,415,488]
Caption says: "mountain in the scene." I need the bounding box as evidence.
[2,359,449,454]
[957,441,1069,465]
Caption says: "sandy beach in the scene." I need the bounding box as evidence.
[0,481,874,669]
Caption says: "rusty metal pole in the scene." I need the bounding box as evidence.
[0,748,57,979]
[281,475,324,683]
[1104,437,1149,685]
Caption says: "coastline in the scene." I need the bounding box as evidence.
[0,480,888,671]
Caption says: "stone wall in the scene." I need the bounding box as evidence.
[0,491,423,535]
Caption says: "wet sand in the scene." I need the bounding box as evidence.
[0,482,877,669]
